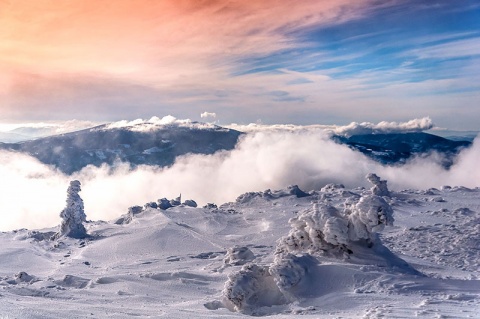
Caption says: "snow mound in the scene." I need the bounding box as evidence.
[13,271,37,284]
[223,264,286,313]
[224,246,255,266]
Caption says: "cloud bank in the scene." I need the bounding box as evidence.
[1,128,479,232]
[331,117,434,137]
[227,117,434,136]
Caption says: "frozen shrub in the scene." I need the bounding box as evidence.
[183,199,197,208]
[223,264,285,313]
[321,183,345,192]
[366,173,390,197]
[277,203,349,254]
[224,246,255,266]
[348,195,394,242]
[170,195,181,206]
[203,203,218,209]
[236,192,261,204]
[278,192,394,254]
[286,185,310,198]
[158,198,172,210]
[56,180,87,239]
[144,202,158,209]
[236,186,311,204]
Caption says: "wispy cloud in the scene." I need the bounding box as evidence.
[0,0,479,129]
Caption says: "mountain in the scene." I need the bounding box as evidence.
[0,122,243,174]
[0,131,31,143]
[333,132,471,167]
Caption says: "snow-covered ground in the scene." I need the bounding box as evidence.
[0,180,479,318]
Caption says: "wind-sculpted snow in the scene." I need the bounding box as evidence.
[0,178,479,317]
[223,175,407,313]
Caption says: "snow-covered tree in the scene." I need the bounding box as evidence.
[57,180,87,239]
[347,195,394,242]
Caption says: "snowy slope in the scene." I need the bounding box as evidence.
[1,181,479,318]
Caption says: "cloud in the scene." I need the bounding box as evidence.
[407,37,480,59]
[331,117,434,137]
[1,127,479,232]
[226,117,434,136]
[200,112,216,119]
[0,0,380,122]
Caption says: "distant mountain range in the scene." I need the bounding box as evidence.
[0,122,472,174]
[0,122,243,174]
[332,132,471,167]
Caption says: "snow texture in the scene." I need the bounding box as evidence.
[0,175,479,318]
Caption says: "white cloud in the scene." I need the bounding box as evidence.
[1,127,478,232]
[331,117,434,137]
[200,112,216,119]
[227,118,434,136]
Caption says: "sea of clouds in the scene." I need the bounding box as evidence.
[0,117,478,231]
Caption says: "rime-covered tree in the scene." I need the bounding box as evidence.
[57,180,87,239]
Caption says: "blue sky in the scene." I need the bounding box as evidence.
[0,0,479,129]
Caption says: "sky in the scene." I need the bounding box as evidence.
[1,0,479,129]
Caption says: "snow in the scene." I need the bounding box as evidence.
[0,182,479,318]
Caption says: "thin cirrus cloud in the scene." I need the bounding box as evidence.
[0,0,375,121]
